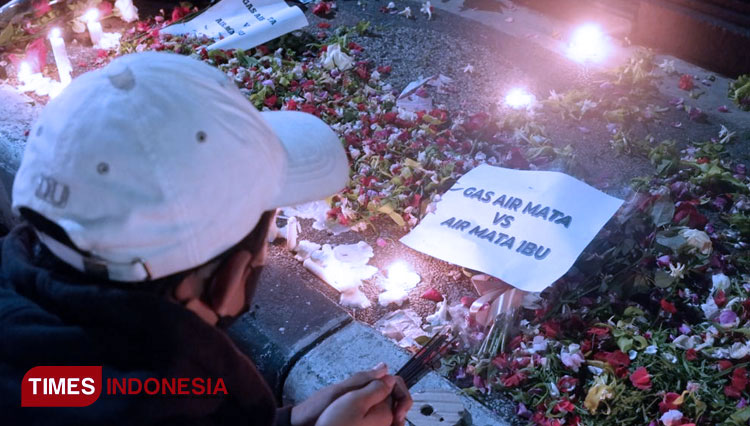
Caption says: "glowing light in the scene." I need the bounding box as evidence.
[49,27,62,39]
[84,8,100,22]
[16,61,60,97]
[504,88,535,109]
[387,261,420,288]
[567,24,608,63]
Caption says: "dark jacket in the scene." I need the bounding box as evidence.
[0,225,291,426]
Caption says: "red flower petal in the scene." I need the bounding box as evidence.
[312,2,332,16]
[587,326,610,336]
[421,288,444,302]
[264,94,278,108]
[725,384,742,398]
[594,350,631,369]
[714,290,727,307]
[673,201,707,229]
[718,360,734,371]
[506,147,530,170]
[541,320,560,338]
[678,74,694,91]
[553,399,576,413]
[629,366,652,390]
[501,371,526,387]
[731,367,748,391]
[460,296,475,308]
[284,98,297,111]
[32,0,51,18]
[317,22,331,29]
[659,392,682,413]
[24,38,47,73]
[172,6,190,22]
[557,375,579,393]
[660,298,677,314]
[686,348,697,361]
[98,1,114,17]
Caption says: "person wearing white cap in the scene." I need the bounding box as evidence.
[0,51,411,426]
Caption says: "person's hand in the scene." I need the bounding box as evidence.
[314,375,397,426]
[291,363,412,426]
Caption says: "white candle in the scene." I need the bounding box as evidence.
[85,9,103,46]
[17,62,32,85]
[48,28,72,86]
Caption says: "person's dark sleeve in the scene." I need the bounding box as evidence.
[274,406,293,426]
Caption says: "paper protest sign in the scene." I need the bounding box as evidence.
[162,0,307,51]
[400,165,623,292]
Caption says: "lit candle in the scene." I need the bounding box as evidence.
[567,24,608,63]
[85,9,103,46]
[48,28,72,86]
[377,261,420,307]
[17,61,58,97]
[386,261,420,289]
[504,87,535,109]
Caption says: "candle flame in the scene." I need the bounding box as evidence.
[567,24,608,63]
[505,88,534,109]
[388,261,411,280]
[84,8,100,23]
[49,27,62,39]
[386,261,420,289]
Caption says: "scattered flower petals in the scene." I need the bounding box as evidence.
[678,74,694,91]
[630,367,652,390]
[421,287,444,302]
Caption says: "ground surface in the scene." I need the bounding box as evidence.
[267,0,750,325]
[2,0,750,423]
[2,0,747,332]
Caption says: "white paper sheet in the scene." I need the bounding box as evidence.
[400,165,623,292]
[162,0,308,51]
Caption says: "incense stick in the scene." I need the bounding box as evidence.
[396,332,451,388]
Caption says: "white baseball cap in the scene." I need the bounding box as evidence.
[12,51,349,282]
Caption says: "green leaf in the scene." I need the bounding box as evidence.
[727,407,750,425]
[633,335,648,350]
[655,232,687,253]
[624,307,645,317]
[650,196,675,227]
[654,270,674,288]
[617,337,633,352]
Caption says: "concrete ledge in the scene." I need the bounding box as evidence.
[633,0,750,77]
[283,322,515,426]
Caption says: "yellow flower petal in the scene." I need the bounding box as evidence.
[584,376,614,414]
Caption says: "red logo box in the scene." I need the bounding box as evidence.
[22,366,102,407]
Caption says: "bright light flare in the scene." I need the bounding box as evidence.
[48,27,62,39]
[386,261,420,289]
[84,8,100,23]
[504,87,535,109]
[567,24,608,63]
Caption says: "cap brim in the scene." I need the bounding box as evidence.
[261,111,350,208]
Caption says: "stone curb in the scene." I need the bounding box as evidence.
[283,322,515,426]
